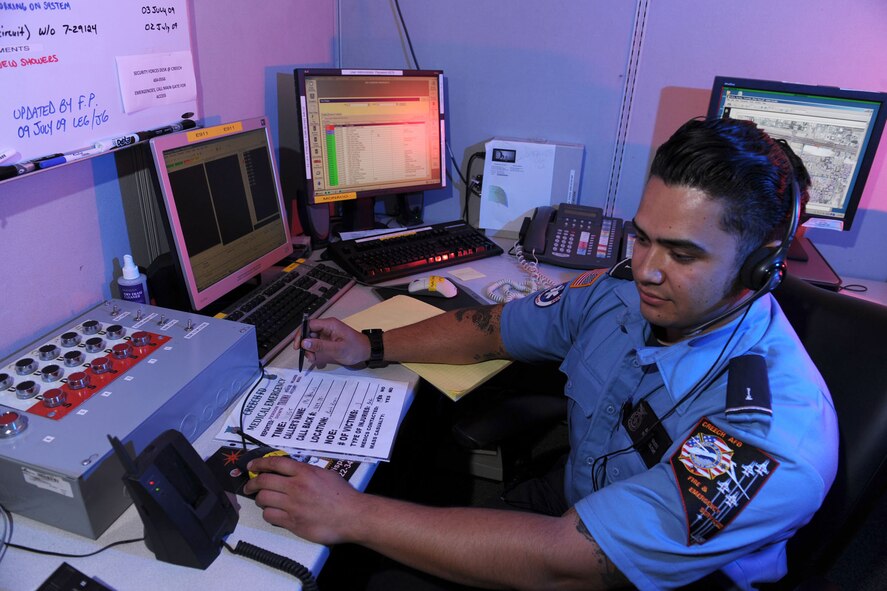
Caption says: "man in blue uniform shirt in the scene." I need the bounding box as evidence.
[244,118,838,590]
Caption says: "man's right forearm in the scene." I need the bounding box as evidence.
[383,304,511,365]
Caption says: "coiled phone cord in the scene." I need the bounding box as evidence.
[225,539,319,591]
[485,244,559,303]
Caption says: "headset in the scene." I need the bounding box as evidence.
[684,176,801,337]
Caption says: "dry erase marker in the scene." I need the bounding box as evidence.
[0,161,36,180]
[62,145,109,162]
[94,133,143,151]
[0,148,15,164]
[37,155,67,169]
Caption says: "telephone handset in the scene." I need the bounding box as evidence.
[519,203,624,270]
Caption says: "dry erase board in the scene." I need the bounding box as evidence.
[0,0,198,163]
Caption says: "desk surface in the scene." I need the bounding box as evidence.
[2,271,422,591]
[5,245,884,589]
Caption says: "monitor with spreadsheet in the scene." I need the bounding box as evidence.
[295,68,446,236]
[149,117,292,311]
[707,76,887,233]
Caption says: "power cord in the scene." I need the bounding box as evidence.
[0,504,144,562]
[839,283,868,293]
[391,0,478,226]
[461,151,485,222]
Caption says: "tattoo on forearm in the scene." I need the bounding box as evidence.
[572,510,628,586]
[454,305,501,336]
[454,306,505,361]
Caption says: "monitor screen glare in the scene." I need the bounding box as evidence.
[298,69,446,205]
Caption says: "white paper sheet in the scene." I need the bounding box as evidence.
[216,367,409,462]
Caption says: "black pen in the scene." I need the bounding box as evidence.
[298,312,309,372]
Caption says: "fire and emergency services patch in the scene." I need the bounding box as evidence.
[570,268,608,288]
[669,417,779,545]
[534,283,567,307]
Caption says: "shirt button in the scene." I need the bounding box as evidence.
[611,467,621,477]
[632,359,640,367]
[606,404,616,415]
[586,457,594,465]
[566,380,573,390]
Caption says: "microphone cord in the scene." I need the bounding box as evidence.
[591,304,751,491]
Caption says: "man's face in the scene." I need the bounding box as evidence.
[631,177,747,341]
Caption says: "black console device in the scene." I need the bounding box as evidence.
[108,430,238,569]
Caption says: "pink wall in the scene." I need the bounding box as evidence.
[0,1,337,359]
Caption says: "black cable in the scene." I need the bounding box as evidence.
[461,151,485,222]
[591,304,752,491]
[225,539,319,591]
[2,503,145,562]
[839,283,868,293]
[393,0,420,70]
[391,0,472,221]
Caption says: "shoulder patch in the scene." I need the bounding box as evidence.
[608,257,634,281]
[669,417,779,545]
[570,268,607,288]
[534,282,567,307]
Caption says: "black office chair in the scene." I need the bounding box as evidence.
[452,274,887,589]
[764,273,887,590]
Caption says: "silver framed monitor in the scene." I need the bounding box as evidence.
[149,117,292,311]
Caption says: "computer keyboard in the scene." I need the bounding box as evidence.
[221,261,355,364]
[325,220,504,284]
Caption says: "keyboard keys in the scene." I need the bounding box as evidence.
[326,221,503,284]
[222,262,355,363]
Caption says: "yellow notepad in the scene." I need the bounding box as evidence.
[344,295,511,401]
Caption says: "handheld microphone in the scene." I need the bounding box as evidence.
[683,177,801,338]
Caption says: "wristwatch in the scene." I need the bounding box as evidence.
[361,328,387,368]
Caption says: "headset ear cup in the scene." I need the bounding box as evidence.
[740,246,779,291]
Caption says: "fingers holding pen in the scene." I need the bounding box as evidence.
[297,317,371,367]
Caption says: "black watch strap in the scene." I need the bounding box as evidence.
[362,328,387,368]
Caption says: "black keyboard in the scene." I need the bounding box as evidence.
[221,262,355,363]
[325,220,504,284]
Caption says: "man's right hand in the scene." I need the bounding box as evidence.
[298,317,371,368]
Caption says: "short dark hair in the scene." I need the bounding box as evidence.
[649,117,810,264]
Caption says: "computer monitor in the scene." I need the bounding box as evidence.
[295,68,446,238]
[707,76,887,249]
[149,117,292,312]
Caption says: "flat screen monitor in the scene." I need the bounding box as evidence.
[707,76,887,233]
[149,117,292,311]
[295,68,446,234]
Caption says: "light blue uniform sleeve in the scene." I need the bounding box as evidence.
[576,446,828,590]
[501,275,620,363]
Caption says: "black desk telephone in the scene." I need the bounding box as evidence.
[518,203,626,269]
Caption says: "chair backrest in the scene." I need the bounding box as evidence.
[772,274,887,582]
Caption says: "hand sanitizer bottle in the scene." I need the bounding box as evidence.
[118,255,150,304]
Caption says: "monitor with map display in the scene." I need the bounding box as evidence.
[708,76,887,261]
